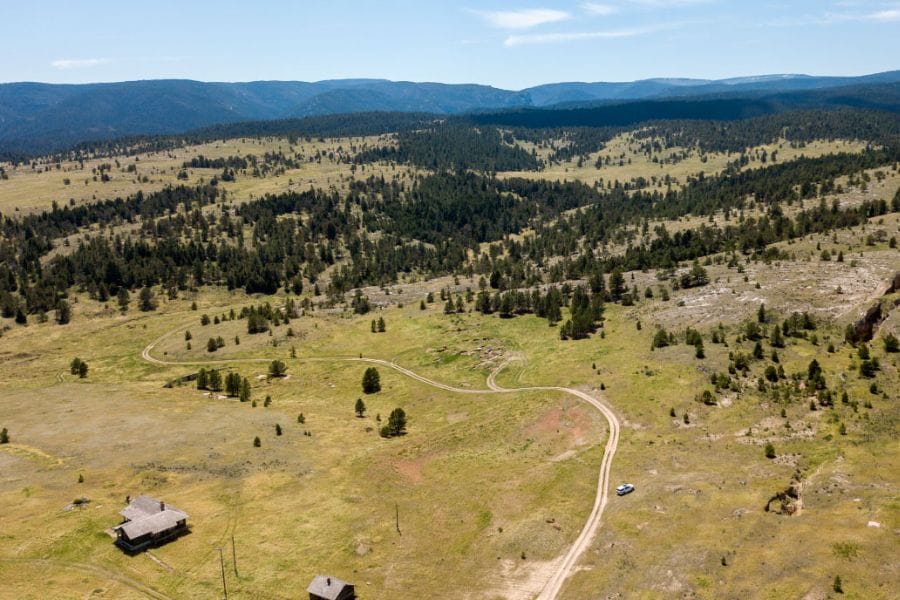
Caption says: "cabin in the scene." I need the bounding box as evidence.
[307,575,355,600]
[114,495,189,553]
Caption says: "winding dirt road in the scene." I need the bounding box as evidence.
[141,324,620,599]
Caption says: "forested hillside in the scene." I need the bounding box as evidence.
[1,73,899,156]
[2,105,898,321]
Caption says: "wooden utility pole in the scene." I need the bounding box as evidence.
[218,547,228,599]
[231,535,238,577]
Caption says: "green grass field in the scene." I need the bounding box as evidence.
[2,207,897,598]
[1,126,898,599]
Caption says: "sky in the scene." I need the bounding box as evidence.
[1,1,898,89]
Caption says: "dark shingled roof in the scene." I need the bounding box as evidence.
[307,575,354,600]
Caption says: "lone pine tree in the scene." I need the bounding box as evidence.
[362,367,381,394]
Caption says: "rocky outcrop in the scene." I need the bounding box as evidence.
[845,272,900,344]
[765,470,803,516]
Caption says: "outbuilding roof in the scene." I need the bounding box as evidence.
[307,575,353,600]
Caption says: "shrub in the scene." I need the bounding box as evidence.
[883,333,899,353]
[764,443,776,459]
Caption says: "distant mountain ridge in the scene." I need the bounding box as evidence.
[1,71,898,154]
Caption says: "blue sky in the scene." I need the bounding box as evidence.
[2,1,898,88]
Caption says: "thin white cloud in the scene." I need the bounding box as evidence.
[504,25,664,46]
[471,8,571,29]
[864,8,900,21]
[815,4,900,24]
[626,0,713,6]
[51,58,110,70]
[581,3,618,16]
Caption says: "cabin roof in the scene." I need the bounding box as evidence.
[307,575,353,599]
[120,495,185,520]
[117,509,187,539]
[116,495,188,540]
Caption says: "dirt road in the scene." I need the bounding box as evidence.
[141,325,620,599]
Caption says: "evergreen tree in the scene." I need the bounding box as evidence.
[608,269,626,302]
[225,372,241,396]
[377,316,386,332]
[380,407,407,437]
[208,369,223,392]
[0,428,8,444]
[197,368,209,390]
[117,288,130,312]
[770,326,785,348]
[239,377,251,402]
[56,300,71,324]
[355,398,366,418]
[362,367,381,394]
[269,360,287,378]
[138,287,157,312]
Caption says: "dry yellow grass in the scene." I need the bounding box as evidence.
[0,135,407,214]
[500,134,869,190]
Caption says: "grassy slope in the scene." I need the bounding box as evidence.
[500,135,869,191]
[2,211,897,597]
[0,135,406,214]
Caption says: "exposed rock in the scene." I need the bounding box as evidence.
[764,470,804,516]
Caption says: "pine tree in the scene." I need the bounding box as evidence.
[56,300,71,324]
[197,368,208,390]
[275,424,283,436]
[608,269,626,301]
[355,398,367,418]
[117,288,130,312]
[0,427,9,444]
[362,367,381,394]
[771,326,784,348]
[268,360,287,378]
[380,407,407,437]
[138,286,157,312]
[253,436,261,447]
[208,369,222,392]
[377,317,386,332]
[240,378,251,402]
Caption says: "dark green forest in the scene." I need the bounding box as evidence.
[1,105,898,324]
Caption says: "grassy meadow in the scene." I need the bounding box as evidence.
[2,207,898,598]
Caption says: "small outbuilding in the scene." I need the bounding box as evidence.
[307,575,355,600]
[114,495,189,553]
